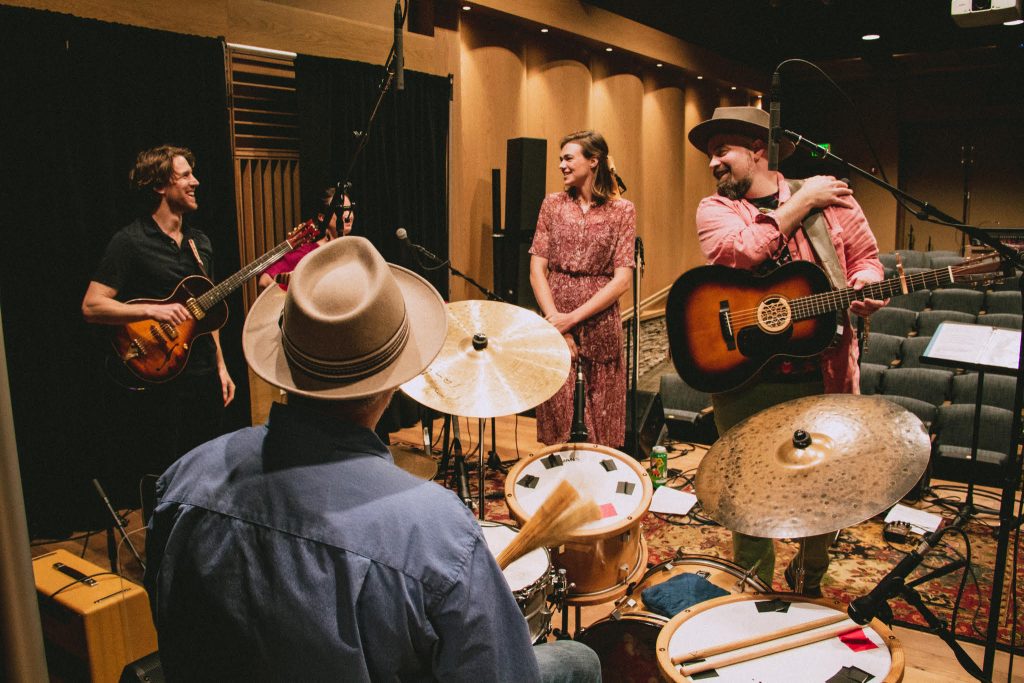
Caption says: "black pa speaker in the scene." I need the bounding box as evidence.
[624,390,666,460]
[502,137,546,310]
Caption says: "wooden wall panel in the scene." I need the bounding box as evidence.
[640,78,687,303]
[453,13,526,303]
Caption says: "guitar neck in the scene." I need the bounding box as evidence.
[792,265,956,321]
[193,239,297,312]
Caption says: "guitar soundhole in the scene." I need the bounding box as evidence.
[757,295,792,333]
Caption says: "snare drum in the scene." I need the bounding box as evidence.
[579,555,769,682]
[478,520,554,643]
[505,443,653,604]
[656,593,905,682]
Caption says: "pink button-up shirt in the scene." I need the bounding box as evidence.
[695,173,884,394]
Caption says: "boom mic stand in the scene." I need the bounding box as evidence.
[783,129,1024,678]
[848,507,987,681]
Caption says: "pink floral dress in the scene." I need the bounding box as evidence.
[529,192,636,446]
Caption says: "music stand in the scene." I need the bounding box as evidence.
[922,321,1020,514]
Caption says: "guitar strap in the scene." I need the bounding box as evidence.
[187,238,210,278]
[785,179,846,290]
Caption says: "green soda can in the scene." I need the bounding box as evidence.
[650,445,668,489]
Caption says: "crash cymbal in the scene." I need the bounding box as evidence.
[696,394,930,538]
[401,300,571,418]
[390,445,438,480]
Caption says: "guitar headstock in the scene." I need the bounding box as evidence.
[286,219,321,249]
[952,250,1019,287]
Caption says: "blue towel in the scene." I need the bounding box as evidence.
[641,573,730,618]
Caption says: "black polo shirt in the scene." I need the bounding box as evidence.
[93,215,217,375]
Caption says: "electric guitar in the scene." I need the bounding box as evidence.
[665,252,1012,394]
[109,220,319,383]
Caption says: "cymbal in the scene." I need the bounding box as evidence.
[401,300,571,418]
[390,445,438,480]
[696,394,930,538]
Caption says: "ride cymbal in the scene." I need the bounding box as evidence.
[401,300,571,418]
[696,394,931,538]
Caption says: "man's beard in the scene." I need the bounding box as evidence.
[717,175,752,201]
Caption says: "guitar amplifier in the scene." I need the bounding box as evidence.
[33,549,158,683]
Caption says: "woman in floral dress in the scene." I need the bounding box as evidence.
[529,130,636,447]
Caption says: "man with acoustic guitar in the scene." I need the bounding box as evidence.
[82,145,234,508]
[686,107,887,597]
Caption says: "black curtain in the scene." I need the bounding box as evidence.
[0,6,245,535]
[295,55,450,297]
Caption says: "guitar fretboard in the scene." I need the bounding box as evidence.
[193,225,313,312]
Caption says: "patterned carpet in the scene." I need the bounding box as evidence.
[439,438,1024,652]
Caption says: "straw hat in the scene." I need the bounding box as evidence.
[687,106,796,160]
[243,236,446,399]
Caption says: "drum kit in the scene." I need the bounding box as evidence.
[400,299,931,681]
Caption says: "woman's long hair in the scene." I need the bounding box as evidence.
[560,130,618,206]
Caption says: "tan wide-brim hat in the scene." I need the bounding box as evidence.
[688,106,796,161]
[243,236,447,399]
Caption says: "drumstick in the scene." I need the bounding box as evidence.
[496,480,600,569]
[671,612,849,664]
[678,622,862,676]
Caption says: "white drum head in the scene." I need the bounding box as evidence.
[666,598,893,682]
[479,521,549,593]
[511,447,646,533]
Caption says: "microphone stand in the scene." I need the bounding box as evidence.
[316,2,407,235]
[848,508,986,681]
[92,479,145,574]
[629,237,644,457]
[784,129,1024,677]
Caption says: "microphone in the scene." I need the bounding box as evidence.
[396,228,443,263]
[393,0,405,91]
[569,361,588,443]
[768,70,781,172]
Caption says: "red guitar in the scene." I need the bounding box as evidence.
[665,252,1012,394]
[110,221,318,383]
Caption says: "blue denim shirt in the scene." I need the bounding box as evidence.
[145,402,540,682]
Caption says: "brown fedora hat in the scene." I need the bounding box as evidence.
[687,106,796,161]
[243,236,447,399]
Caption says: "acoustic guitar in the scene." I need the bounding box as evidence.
[665,252,1012,394]
[110,220,318,383]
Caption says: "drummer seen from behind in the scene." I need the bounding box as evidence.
[257,186,354,291]
[144,236,602,682]
[687,106,887,597]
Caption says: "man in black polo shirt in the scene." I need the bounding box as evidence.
[82,145,235,508]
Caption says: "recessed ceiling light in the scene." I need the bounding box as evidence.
[697,75,704,80]
[1004,19,1024,26]
[862,33,881,41]
[605,47,613,52]
[656,63,663,67]
[540,28,549,33]
[730,86,737,90]
[461,5,471,10]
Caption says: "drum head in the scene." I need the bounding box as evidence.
[478,521,549,593]
[578,614,666,683]
[618,554,770,617]
[506,443,652,537]
[657,594,903,683]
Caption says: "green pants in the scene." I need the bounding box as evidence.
[712,377,834,590]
